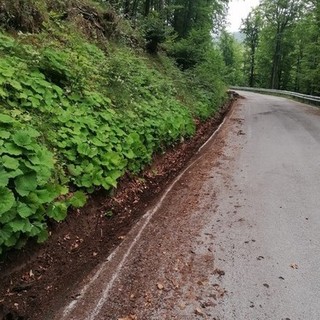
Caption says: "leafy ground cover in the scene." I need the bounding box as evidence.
[0,0,227,255]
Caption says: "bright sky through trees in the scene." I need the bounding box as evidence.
[227,0,260,32]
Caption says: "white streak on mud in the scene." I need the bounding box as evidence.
[60,104,233,320]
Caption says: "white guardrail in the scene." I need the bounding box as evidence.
[230,86,320,107]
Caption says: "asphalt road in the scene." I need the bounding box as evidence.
[55,91,320,320]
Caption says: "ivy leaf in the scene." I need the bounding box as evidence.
[69,191,87,208]
[12,131,32,147]
[0,187,15,215]
[15,172,38,196]
[2,155,20,170]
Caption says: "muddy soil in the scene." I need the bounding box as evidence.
[0,96,237,320]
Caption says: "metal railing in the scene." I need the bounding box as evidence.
[230,86,320,107]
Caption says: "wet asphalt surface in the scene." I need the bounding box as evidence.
[55,92,320,320]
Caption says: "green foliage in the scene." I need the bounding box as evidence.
[142,12,168,53]
[0,113,70,254]
[218,30,245,86]
[241,0,320,94]
[0,0,227,255]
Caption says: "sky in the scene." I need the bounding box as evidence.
[226,0,260,32]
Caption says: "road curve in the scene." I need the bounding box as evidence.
[54,91,320,320]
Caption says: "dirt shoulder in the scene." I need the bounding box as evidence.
[0,97,237,320]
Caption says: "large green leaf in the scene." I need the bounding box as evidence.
[69,191,87,208]
[36,228,49,243]
[47,202,68,222]
[12,131,32,147]
[15,172,38,196]
[35,184,63,203]
[9,219,32,232]
[0,208,16,224]
[101,152,123,168]
[24,128,40,138]
[0,187,15,215]
[0,225,12,242]
[0,113,15,124]
[2,155,20,170]
[0,168,9,187]
[77,143,98,158]
[17,202,34,218]
[3,142,23,155]
[79,173,93,188]
[29,149,54,167]
[67,164,83,177]
[36,166,52,186]
[0,130,10,139]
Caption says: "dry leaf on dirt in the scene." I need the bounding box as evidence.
[157,283,164,290]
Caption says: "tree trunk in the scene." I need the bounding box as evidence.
[144,0,151,16]
[124,0,131,16]
[270,29,282,89]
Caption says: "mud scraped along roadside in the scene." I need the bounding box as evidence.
[0,94,238,320]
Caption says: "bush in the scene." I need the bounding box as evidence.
[0,31,197,254]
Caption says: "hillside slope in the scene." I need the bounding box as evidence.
[0,0,227,255]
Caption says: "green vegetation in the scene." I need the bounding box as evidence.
[0,0,229,254]
[240,0,320,95]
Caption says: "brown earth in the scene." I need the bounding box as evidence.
[0,95,239,320]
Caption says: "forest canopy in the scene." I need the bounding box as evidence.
[240,0,320,95]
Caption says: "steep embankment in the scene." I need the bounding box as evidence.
[0,0,229,318]
[0,0,227,256]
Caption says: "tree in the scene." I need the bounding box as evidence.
[260,0,304,89]
[291,1,320,94]
[219,30,244,85]
[241,8,262,87]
